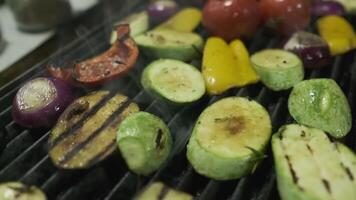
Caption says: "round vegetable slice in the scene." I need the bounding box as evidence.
[48,90,139,169]
[12,77,74,128]
[251,49,304,91]
[141,59,205,104]
[0,182,46,200]
[187,97,272,180]
[288,78,352,138]
[117,112,172,176]
[134,182,193,200]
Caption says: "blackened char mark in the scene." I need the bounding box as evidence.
[285,155,300,185]
[322,179,332,194]
[157,184,170,200]
[155,129,165,150]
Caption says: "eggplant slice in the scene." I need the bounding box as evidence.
[48,90,139,169]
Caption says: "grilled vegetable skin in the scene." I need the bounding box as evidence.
[288,79,351,138]
[187,97,272,180]
[135,182,193,200]
[272,124,356,200]
[0,182,46,200]
[48,24,139,85]
[48,90,139,169]
[117,112,172,176]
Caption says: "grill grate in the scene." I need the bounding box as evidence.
[0,2,355,199]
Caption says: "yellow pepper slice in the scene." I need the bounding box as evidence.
[317,15,356,56]
[202,37,259,95]
[155,8,201,32]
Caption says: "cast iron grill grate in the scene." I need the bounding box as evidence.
[0,2,355,200]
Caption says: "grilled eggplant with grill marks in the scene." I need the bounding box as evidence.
[272,124,356,200]
[48,90,139,169]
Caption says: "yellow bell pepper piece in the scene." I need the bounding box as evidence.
[202,37,259,95]
[317,15,356,56]
[230,39,259,85]
[155,8,201,32]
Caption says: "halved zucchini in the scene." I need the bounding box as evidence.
[141,59,205,104]
[272,124,356,200]
[187,97,272,180]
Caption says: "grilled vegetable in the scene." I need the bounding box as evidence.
[48,25,139,85]
[141,59,205,104]
[155,7,202,32]
[48,90,139,169]
[0,182,46,200]
[272,124,356,200]
[117,112,172,175]
[134,182,193,200]
[283,31,331,69]
[12,77,74,128]
[202,37,259,95]
[135,29,203,61]
[251,49,304,91]
[317,15,356,56]
[187,97,272,180]
[110,11,149,44]
[288,79,351,138]
[312,0,346,16]
[147,0,179,25]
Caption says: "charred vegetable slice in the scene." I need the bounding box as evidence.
[187,97,272,180]
[48,90,139,169]
[134,182,193,200]
[251,49,304,91]
[135,29,203,61]
[0,182,46,200]
[117,112,172,175]
[141,59,205,104]
[288,79,351,138]
[49,25,139,85]
[272,124,356,200]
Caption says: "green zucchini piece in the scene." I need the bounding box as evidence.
[141,59,206,104]
[134,182,193,200]
[117,112,172,176]
[135,29,204,61]
[187,97,272,180]
[288,79,351,138]
[251,49,304,91]
[272,124,356,200]
[110,11,149,44]
[0,182,46,200]
[48,91,139,169]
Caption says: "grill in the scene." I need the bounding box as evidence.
[0,1,355,199]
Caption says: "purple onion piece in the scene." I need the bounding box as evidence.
[312,0,346,16]
[284,31,332,69]
[147,0,179,25]
[12,77,75,128]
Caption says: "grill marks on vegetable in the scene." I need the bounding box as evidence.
[157,184,170,200]
[48,91,139,169]
[155,129,165,150]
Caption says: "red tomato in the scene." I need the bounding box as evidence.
[202,0,260,41]
[260,0,311,36]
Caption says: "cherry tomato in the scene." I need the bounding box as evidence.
[260,0,311,36]
[202,0,260,41]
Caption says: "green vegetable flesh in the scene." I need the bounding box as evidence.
[187,97,272,180]
[288,79,351,138]
[117,112,172,176]
[135,30,204,61]
[251,49,304,91]
[141,59,206,104]
[272,124,356,200]
[134,182,193,200]
[48,91,139,169]
[0,182,46,200]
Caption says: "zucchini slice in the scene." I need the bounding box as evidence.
[288,79,352,138]
[117,112,172,176]
[272,124,356,200]
[141,59,206,104]
[48,91,139,169]
[134,182,193,200]
[0,182,46,200]
[251,49,304,91]
[187,97,272,180]
[135,29,204,61]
